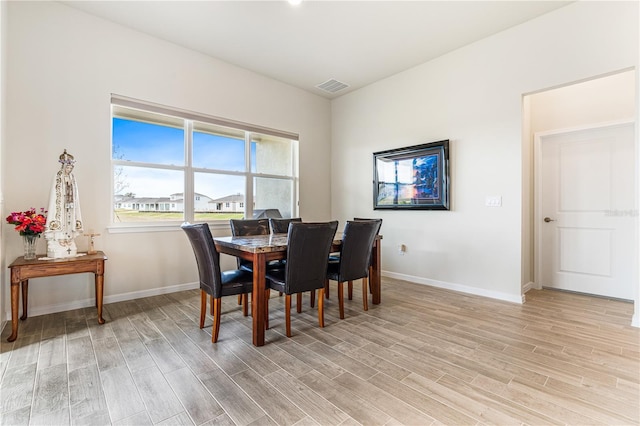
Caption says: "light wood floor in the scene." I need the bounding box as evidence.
[1,277,638,426]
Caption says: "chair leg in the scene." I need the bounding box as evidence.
[285,294,292,337]
[348,281,353,300]
[242,293,249,317]
[310,289,316,308]
[199,290,206,329]
[212,297,222,343]
[237,294,242,305]
[362,277,369,311]
[325,279,330,299]
[318,288,325,328]
[265,289,270,330]
[338,281,345,319]
[296,293,302,313]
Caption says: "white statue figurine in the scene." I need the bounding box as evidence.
[44,149,84,258]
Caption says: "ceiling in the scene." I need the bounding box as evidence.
[62,1,572,99]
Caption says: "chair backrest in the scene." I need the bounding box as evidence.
[229,218,269,269]
[181,222,223,298]
[353,217,383,235]
[337,220,381,282]
[269,217,302,234]
[230,218,270,236]
[284,221,339,294]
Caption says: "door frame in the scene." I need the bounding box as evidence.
[533,119,637,298]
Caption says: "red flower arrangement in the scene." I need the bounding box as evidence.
[5,208,47,236]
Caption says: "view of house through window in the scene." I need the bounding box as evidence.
[111,98,298,225]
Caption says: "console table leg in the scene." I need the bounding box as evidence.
[8,281,19,342]
[96,273,105,325]
[20,280,29,320]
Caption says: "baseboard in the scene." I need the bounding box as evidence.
[3,281,200,321]
[522,281,536,294]
[382,270,525,304]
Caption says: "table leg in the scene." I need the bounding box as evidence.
[371,240,382,305]
[8,280,20,342]
[96,272,105,325]
[252,253,266,346]
[20,280,29,320]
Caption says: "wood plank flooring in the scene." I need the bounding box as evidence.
[1,278,638,425]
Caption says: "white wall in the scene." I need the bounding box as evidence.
[529,71,636,133]
[331,1,638,304]
[2,1,331,318]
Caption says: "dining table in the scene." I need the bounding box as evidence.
[213,232,382,346]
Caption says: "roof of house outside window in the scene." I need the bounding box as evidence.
[209,193,244,203]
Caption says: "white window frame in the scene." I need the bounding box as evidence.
[109,95,299,233]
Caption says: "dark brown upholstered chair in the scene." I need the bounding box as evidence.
[268,217,303,298]
[349,217,383,299]
[265,221,338,337]
[269,217,302,234]
[181,222,254,343]
[325,218,382,300]
[230,218,270,272]
[230,218,272,305]
[326,220,381,319]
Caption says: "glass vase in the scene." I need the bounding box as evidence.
[23,234,38,260]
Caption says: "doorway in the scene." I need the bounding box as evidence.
[526,70,637,305]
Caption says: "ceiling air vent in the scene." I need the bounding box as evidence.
[316,79,349,94]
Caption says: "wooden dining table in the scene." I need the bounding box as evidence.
[213,232,382,346]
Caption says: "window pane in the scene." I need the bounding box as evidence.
[193,123,245,171]
[112,115,184,166]
[254,177,293,218]
[251,134,292,175]
[194,173,245,221]
[113,166,184,222]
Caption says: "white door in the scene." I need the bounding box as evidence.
[537,122,636,300]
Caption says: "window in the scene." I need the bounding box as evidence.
[111,96,298,227]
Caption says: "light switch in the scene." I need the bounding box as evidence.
[485,195,502,207]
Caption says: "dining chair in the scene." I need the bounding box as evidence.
[326,220,381,319]
[269,217,302,234]
[181,222,254,343]
[230,218,272,305]
[264,221,338,337]
[230,218,270,272]
[349,217,383,299]
[325,218,382,300]
[268,217,303,299]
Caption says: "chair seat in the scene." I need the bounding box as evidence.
[220,269,254,297]
[326,262,341,281]
[265,269,286,292]
[240,260,283,273]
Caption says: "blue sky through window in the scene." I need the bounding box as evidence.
[113,118,248,200]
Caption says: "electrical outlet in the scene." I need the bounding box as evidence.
[398,244,406,255]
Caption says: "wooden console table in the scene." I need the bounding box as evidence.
[7,251,107,342]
